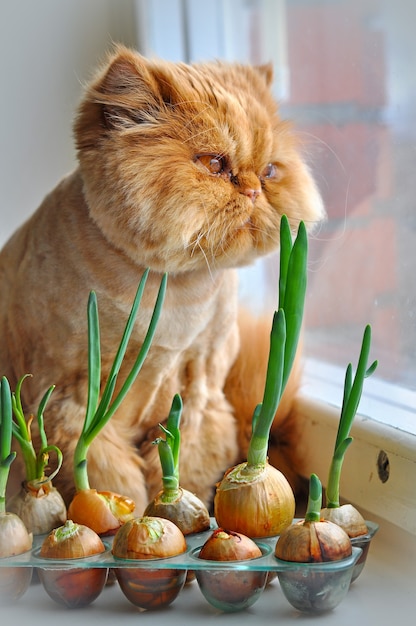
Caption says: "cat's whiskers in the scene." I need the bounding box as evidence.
[186,229,216,280]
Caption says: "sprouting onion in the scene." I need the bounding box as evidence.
[7,374,67,534]
[214,216,307,537]
[321,325,378,537]
[111,516,187,610]
[38,519,108,608]
[0,376,33,602]
[143,393,210,534]
[275,474,351,563]
[67,269,168,535]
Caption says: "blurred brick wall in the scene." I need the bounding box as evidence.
[282,0,401,379]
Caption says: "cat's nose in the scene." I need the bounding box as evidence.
[241,187,261,203]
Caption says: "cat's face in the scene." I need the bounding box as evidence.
[75,46,324,273]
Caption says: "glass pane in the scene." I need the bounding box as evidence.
[280,0,415,388]
[236,0,415,390]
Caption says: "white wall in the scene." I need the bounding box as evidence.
[0,0,137,246]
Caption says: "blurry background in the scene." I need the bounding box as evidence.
[1,0,416,406]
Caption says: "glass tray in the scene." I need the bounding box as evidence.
[0,518,374,572]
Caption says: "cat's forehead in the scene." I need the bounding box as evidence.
[168,62,278,161]
[173,61,275,112]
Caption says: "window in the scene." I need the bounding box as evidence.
[136,0,416,394]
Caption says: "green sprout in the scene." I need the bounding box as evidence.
[304,473,323,523]
[247,215,308,468]
[0,377,16,514]
[10,374,62,485]
[153,393,183,502]
[325,324,378,508]
[73,269,168,491]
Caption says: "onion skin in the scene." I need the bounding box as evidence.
[214,461,295,537]
[40,519,106,559]
[321,504,368,538]
[143,487,210,535]
[39,520,107,608]
[0,511,33,557]
[275,519,352,563]
[7,479,67,535]
[115,567,187,610]
[0,512,33,602]
[199,528,262,561]
[112,516,187,559]
[112,517,187,610]
[196,529,267,610]
[39,567,108,608]
[67,488,135,536]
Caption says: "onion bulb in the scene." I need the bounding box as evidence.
[112,516,187,610]
[38,519,108,608]
[320,503,368,538]
[275,518,352,563]
[112,515,187,559]
[275,474,352,563]
[67,488,135,536]
[0,513,33,603]
[40,519,106,559]
[196,528,267,611]
[198,528,262,561]
[0,511,33,558]
[7,479,67,535]
[214,461,295,537]
[144,487,210,535]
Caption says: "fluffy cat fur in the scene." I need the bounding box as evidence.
[0,46,324,512]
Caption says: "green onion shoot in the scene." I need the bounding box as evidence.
[67,269,167,535]
[143,393,210,534]
[321,324,378,536]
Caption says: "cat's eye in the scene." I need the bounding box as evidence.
[194,154,228,176]
[260,163,279,180]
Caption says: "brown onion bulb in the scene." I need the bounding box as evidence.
[0,511,33,558]
[214,461,295,537]
[320,504,368,538]
[199,528,262,561]
[112,516,187,559]
[275,518,352,563]
[67,488,135,536]
[143,487,210,535]
[0,507,34,603]
[7,479,67,535]
[38,520,108,608]
[40,519,106,559]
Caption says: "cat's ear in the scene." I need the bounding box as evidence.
[94,48,170,129]
[255,62,274,87]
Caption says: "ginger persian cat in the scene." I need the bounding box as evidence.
[0,46,324,512]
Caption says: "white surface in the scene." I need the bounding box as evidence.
[295,389,416,536]
[2,511,415,625]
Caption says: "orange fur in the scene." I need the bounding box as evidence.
[0,46,324,512]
